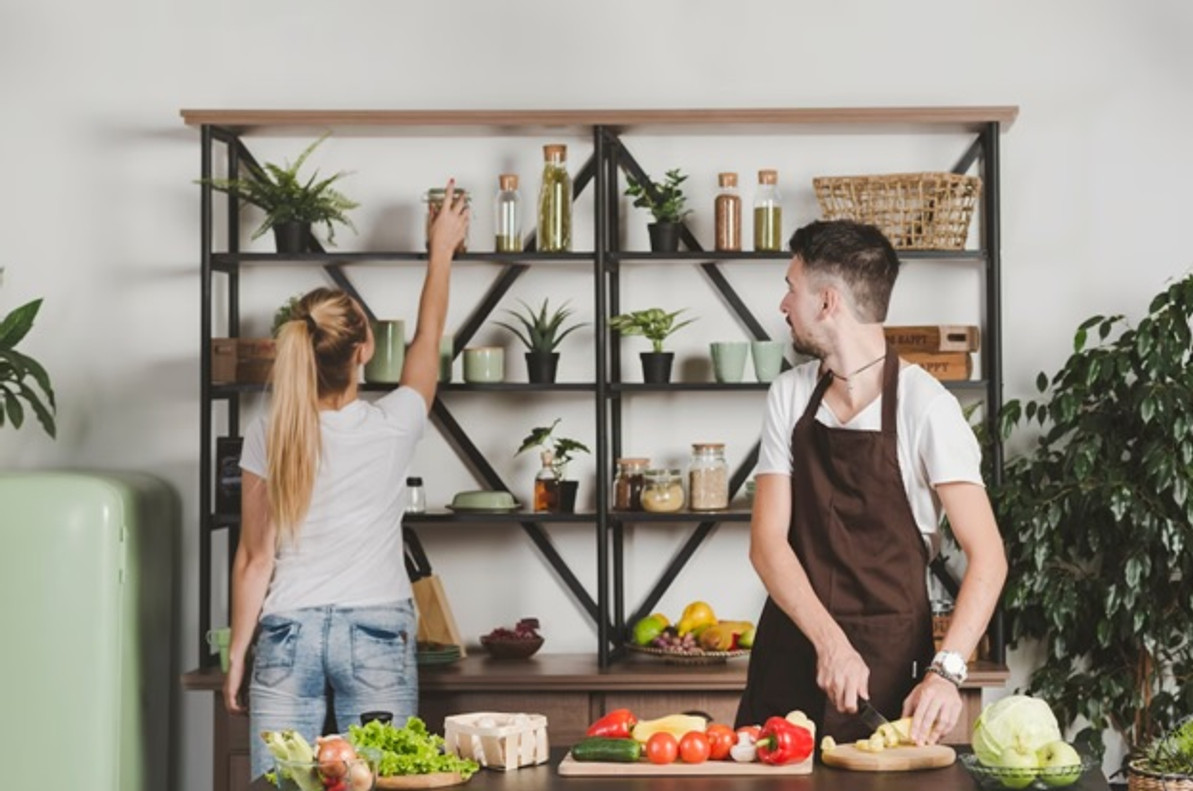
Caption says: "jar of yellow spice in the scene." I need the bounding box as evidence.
[641,468,685,513]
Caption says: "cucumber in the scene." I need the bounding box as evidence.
[571,737,643,763]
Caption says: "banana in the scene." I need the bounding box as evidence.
[631,714,709,743]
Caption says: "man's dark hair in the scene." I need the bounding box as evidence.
[788,220,900,322]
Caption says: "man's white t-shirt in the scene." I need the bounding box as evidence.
[240,387,427,614]
[756,360,983,540]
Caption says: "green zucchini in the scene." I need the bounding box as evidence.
[571,737,643,762]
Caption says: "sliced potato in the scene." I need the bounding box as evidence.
[820,735,837,753]
[854,739,872,752]
[867,734,886,752]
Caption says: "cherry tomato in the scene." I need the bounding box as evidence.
[705,724,736,760]
[678,731,711,764]
[735,724,761,743]
[645,731,679,765]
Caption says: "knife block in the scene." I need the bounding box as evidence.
[413,574,467,656]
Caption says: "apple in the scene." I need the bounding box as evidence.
[993,746,1039,789]
[1037,740,1083,787]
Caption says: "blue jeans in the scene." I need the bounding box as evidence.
[248,599,418,779]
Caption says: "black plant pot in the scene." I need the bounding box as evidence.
[647,222,682,253]
[555,480,579,513]
[640,351,674,384]
[525,351,560,384]
[272,221,311,254]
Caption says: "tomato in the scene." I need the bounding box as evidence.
[678,731,711,764]
[705,723,735,760]
[735,725,761,743]
[645,732,679,765]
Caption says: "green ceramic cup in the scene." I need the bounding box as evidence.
[365,320,405,384]
[439,335,455,383]
[750,340,786,383]
[206,627,231,672]
[710,341,749,383]
[463,346,504,383]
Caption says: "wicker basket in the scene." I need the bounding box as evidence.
[443,712,549,771]
[1129,760,1193,791]
[813,172,981,250]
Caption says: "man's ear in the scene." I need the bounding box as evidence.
[819,285,840,317]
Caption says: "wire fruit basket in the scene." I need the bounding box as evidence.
[813,172,981,250]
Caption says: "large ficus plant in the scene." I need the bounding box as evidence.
[994,272,1193,757]
[0,299,56,437]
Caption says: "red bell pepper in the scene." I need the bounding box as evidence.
[755,716,813,765]
[586,708,638,739]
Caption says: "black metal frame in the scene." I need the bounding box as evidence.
[196,117,1006,670]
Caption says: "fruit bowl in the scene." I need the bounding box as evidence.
[480,634,544,659]
[625,642,749,665]
[959,752,1099,790]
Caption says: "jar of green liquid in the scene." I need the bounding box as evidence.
[753,169,782,251]
[538,144,572,252]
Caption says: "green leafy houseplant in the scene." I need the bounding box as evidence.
[197,133,359,246]
[517,418,590,479]
[0,299,56,437]
[994,272,1193,760]
[271,293,304,337]
[624,168,692,223]
[494,298,586,354]
[608,307,696,354]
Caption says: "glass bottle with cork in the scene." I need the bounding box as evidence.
[753,169,782,251]
[714,172,741,252]
[688,443,729,511]
[533,451,559,512]
[537,144,572,252]
[494,173,522,252]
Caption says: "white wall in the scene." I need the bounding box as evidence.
[3,1,1192,787]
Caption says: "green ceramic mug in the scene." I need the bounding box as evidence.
[206,627,231,673]
[750,340,786,383]
[365,320,405,384]
[463,346,504,383]
[710,341,749,383]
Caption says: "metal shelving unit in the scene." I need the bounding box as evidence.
[186,107,1016,670]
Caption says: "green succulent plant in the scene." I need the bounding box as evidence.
[196,133,358,246]
[0,298,56,437]
[494,298,587,354]
[608,307,696,353]
[517,418,590,479]
[624,168,692,223]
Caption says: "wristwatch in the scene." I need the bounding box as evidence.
[928,649,968,686]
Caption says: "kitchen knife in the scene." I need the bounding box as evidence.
[857,698,891,734]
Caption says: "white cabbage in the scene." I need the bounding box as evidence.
[972,695,1063,765]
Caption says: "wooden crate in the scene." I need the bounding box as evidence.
[211,338,238,384]
[885,325,980,353]
[443,712,549,771]
[901,352,972,381]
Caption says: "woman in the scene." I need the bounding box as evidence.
[223,181,469,778]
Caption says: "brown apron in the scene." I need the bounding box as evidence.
[736,347,934,742]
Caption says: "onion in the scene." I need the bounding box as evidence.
[347,760,374,791]
[315,736,357,780]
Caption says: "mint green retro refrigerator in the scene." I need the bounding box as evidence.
[0,471,178,790]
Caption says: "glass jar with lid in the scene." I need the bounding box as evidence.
[613,457,650,511]
[688,443,729,511]
[641,468,685,513]
[423,187,470,253]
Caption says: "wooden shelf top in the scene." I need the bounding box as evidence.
[180,106,1018,134]
[181,654,1009,693]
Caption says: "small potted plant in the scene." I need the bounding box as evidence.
[493,298,587,384]
[608,307,696,384]
[230,292,304,385]
[624,168,692,253]
[517,418,591,513]
[0,298,56,437]
[196,133,358,253]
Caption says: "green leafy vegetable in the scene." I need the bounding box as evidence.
[347,717,479,779]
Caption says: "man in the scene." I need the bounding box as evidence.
[735,220,1007,746]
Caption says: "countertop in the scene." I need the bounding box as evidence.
[247,747,1110,791]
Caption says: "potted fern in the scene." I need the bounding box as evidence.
[608,307,696,384]
[0,299,56,437]
[494,298,587,384]
[197,133,358,253]
[624,168,692,253]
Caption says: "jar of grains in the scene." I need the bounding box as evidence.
[688,443,729,510]
[423,187,470,253]
[642,468,685,513]
[613,457,650,511]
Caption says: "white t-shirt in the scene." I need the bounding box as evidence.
[240,387,427,614]
[756,360,983,539]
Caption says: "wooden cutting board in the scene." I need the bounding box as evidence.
[376,772,467,789]
[558,753,812,776]
[821,743,956,772]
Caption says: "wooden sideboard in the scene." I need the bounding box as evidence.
[183,654,1008,791]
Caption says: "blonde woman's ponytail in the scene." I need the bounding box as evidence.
[267,320,322,545]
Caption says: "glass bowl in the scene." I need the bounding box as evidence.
[959,752,1099,790]
[274,757,375,791]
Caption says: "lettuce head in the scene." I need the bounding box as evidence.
[972,695,1063,766]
